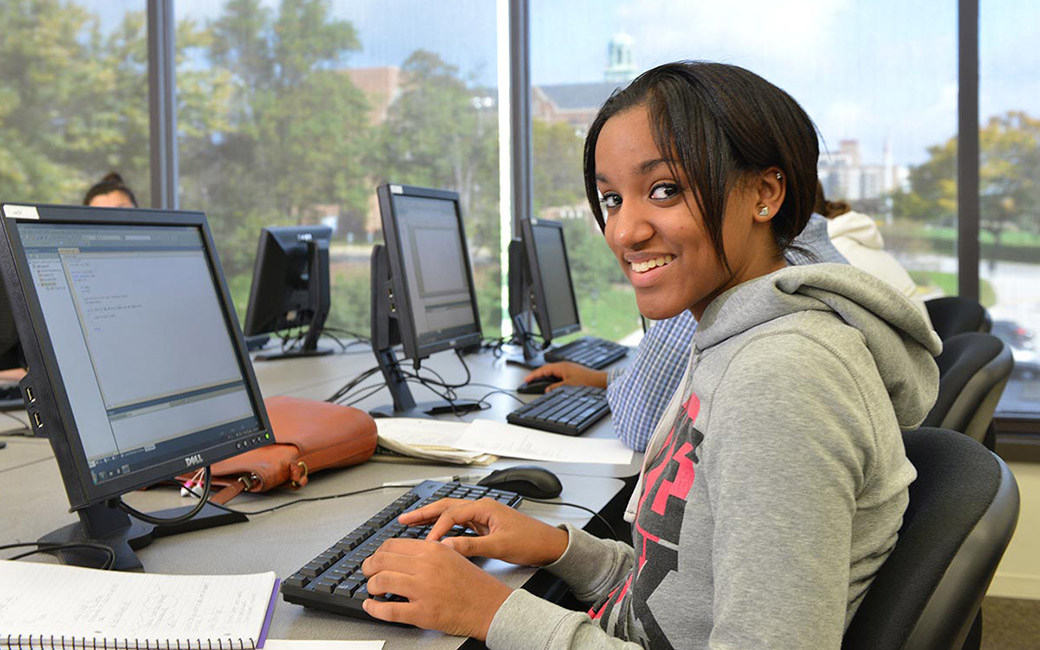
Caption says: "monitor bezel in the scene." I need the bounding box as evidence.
[376,184,483,362]
[0,203,273,511]
[522,218,582,342]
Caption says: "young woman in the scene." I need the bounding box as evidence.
[360,61,940,649]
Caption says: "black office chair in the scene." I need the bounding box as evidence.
[842,427,1019,650]
[922,332,1013,450]
[925,296,992,341]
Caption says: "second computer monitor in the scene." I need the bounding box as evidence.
[520,218,581,344]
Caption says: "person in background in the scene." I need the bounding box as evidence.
[524,192,847,454]
[360,61,940,648]
[816,182,933,328]
[83,172,138,208]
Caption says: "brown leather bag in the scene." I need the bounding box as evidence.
[200,396,377,504]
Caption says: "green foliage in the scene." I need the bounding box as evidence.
[373,50,500,251]
[533,120,585,212]
[896,110,1040,247]
[0,1,151,204]
[180,0,372,281]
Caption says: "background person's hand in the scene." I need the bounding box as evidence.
[361,538,512,640]
[397,497,569,567]
[524,361,607,390]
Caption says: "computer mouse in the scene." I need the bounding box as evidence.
[517,375,561,395]
[477,465,563,499]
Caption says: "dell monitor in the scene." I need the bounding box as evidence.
[507,218,582,367]
[243,225,333,360]
[369,184,483,417]
[0,203,273,571]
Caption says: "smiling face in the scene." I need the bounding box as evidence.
[595,105,786,320]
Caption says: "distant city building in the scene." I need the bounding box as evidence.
[532,32,637,133]
[532,82,622,133]
[818,139,908,212]
[605,33,637,83]
[344,66,402,125]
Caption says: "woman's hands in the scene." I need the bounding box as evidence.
[524,361,607,390]
[360,497,570,638]
[404,497,569,566]
[361,538,512,639]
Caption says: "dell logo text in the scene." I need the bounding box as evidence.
[184,454,204,467]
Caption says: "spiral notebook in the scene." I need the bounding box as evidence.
[0,560,279,649]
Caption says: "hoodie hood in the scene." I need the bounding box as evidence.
[827,211,886,250]
[695,263,941,428]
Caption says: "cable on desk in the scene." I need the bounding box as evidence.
[524,498,620,541]
[183,483,396,516]
[327,365,382,404]
[117,467,213,525]
[1,541,116,570]
[322,326,370,345]
[0,411,29,429]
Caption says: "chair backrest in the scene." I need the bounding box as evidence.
[925,296,992,341]
[843,427,1019,650]
[922,332,1013,446]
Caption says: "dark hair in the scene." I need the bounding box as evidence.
[583,61,819,270]
[83,172,138,207]
[814,180,851,219]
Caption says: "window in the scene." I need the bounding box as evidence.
[981,0,1040,419]
[0,1,150,206]
[175,0,504,339]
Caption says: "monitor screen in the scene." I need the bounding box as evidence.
[243,225,332,360]
[377,184,482,361]
[0,205,270,510]
[526,219,581,340]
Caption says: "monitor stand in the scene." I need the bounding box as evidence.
[40,501,247,572]
[504,313,546,369]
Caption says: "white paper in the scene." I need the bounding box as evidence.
[0,560,276,649]
[264,641,384,649]
[375,417,469,447]
[456,419,634,465]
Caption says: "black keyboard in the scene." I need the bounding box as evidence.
[281,479,522,620]
[507,385,610,436]
[543,336,627,369]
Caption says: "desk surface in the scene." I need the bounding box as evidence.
[248,344,644,479]
[0,345,638,649]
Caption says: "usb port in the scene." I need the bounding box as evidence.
[25,386,34,403]
[32,412,43,429]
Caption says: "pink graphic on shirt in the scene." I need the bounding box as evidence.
[588,574,632,620]
[633,392,701,569]
[650,441,696,515]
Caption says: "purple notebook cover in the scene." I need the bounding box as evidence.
[256,578,281,648]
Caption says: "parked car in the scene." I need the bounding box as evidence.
[992,319,1039,379]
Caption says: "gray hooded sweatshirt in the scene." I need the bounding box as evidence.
[486,263,941,650]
